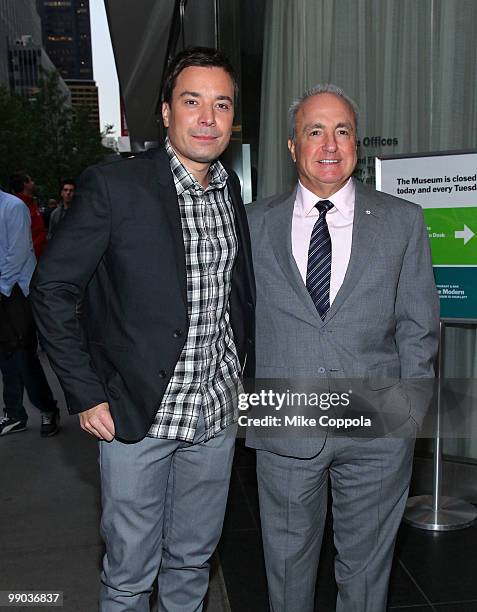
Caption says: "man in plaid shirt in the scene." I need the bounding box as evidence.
[32,47,255,611]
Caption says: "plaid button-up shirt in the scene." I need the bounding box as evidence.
[147,139,241,442]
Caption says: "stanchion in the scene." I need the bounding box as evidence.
[404,320,477,531]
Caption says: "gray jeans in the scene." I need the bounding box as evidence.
[98,412,237,611]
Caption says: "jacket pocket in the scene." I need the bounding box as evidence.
[366,359,401,390]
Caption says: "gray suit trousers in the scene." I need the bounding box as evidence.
[256,423,416,612]
[98,412,236,612]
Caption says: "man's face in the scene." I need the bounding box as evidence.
[23,176,35,196]
[288,93,358,198]
[162,66,235,173]
[61,183,75,205]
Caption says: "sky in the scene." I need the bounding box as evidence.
[89,2,121,137]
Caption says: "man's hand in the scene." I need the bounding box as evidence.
[79,402,115,441]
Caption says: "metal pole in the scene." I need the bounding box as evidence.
[179,0,186,49]
[404,320,477,531]
[431,319,444,513]
[214,0,220,49]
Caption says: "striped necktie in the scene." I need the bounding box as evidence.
[306,199,334,320]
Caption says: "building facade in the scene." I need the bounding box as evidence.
[8,36,69,100]
[37,0,99,128]
[0,0,43,88]
[36,0,93,80]
[66,78,98,127]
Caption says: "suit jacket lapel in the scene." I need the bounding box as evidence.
[227,173,255,303]
[154,148,187,307]
[266,188,323,322]
[325,180,380,322]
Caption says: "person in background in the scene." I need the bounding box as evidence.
[0,189,59,437]
[9,171,47,259]
[39,198,58,231]
[48,179,76,239]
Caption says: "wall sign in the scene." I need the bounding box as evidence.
[376,151,477,320]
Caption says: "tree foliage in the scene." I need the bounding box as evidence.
[0,70,114,199]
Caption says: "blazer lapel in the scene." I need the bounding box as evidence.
[154,148,187,307]
[325,180,380,322]
[266,189,324,322]
[227,173,255,303]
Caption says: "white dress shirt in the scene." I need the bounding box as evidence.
[291,178,355,304]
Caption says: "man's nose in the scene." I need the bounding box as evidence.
[198,105,216,126]
[323,133,338,152]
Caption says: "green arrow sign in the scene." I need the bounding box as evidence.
[423,207,477,265]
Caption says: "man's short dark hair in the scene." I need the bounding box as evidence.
[60,178,76,192]
[9,171,30,194]
[162,46,238,105]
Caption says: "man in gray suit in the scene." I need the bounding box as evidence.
[246,84,439,611]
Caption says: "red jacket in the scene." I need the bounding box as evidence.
[15,193,47,258]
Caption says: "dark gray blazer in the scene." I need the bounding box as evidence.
[31,146,255,442]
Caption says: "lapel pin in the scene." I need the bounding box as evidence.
[365,210,371,215]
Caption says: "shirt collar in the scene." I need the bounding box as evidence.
[296,177,355,217]
[165,137,228,196]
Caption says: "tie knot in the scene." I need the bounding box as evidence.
[316,200,334,214]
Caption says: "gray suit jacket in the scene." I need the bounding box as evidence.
[245,179,440,458]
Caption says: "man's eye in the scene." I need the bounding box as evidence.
[217,103,230,110]
[338,129,350,136]
[310,130,321,136]
[184,99,198,105]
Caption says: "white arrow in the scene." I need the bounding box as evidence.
[455,224,475,245]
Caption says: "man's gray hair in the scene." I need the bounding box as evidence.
[288,83,359,140]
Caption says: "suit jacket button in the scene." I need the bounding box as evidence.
[247,301,253,308]
[318,367,326,374]
[109,388,120,400]
[173,329,183,338]
[158,369,167,378]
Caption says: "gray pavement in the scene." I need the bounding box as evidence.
[0,353,231,611]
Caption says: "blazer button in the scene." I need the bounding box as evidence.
[247,301,253,308]
[158,370,167,378]
[318,367,326,374]
[109,387,120,400]
[173,329,183,338]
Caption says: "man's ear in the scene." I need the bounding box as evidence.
[288,138,296,163]
[162,102,170,128]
